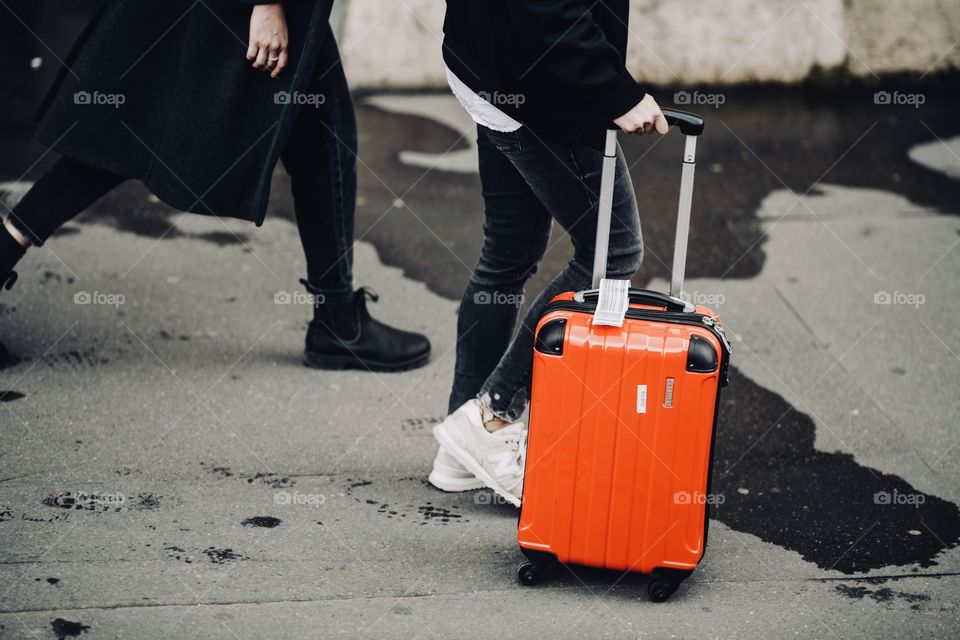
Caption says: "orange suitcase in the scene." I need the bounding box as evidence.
[517,110,731,602]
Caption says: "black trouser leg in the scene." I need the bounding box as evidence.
[281,26,357,305]
[7,156,126,247]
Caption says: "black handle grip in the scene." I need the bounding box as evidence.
[661,108,704,136]
[580,288,689,312]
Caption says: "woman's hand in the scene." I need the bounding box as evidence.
[614,94,669,136]
[246,3,289,78]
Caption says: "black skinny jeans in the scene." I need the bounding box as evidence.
[7,30,357,301]
[448,125,643,422]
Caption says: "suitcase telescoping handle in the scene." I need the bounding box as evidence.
[590,108,705,301]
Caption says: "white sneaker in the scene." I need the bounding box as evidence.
[428,445,485,492]
[433,399,525,507]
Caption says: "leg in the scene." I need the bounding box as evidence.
[281,25,356,305]
[479,130,643,422]
[6,156,126,247]
[286,26,429,372]
[448,126,552,414]
[1,156,125,289]
[430,128,639,505]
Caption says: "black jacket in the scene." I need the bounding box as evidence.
[35,0,334,225]
[442,0,645,147]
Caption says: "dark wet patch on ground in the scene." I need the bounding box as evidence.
[204,547,245,564]
[245,472,295,489]
[342,477,373,496]
[51,618,90,639]
[375,503,408,521]
[200,463,296,488]
[0,341,22,369]
[241,516,282,528]
[347,477,471,524]
[133,493,162,510]
[399,416,442,435]
[41,270,75,285]
[200,462,234,478]
[0,390,26,402]
[354,88,960,301]
[163,545,193,563]
[188,231,250,247]
[37,349,109,369]
[18,509,71,523]
[834,581,931,609]
[41,490,123,513]
[712,366,960,574]
[417,503,463,524]
[159,330,193,341]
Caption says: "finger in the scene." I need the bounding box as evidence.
[653,112,669,135]
[271,50,289,78]
[265,45,280,70]
[246,41,258,61]
[253,45,269,69]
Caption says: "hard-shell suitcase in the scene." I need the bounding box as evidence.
[517,110,731,602]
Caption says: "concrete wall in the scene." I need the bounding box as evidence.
[339,0,960,88]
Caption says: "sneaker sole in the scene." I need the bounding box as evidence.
[427,470,485,492]
[303,350,430,373]
[433,423,521,508]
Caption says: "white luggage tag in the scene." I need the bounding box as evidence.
[592,278,630,327]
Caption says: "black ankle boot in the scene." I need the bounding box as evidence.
[0,226,27,291]
[301,280,431,372]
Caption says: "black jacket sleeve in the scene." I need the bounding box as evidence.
[506,0,645,121]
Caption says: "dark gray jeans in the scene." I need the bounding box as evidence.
[448,125,642,422]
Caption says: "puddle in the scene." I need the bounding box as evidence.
[50,618,89,639]
[713,366,960,573]
[241,516,282,528]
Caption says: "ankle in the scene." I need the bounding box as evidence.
[479,400,512,433]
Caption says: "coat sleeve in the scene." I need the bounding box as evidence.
[506,0,645,121]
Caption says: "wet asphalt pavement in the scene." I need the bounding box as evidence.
[3,8,960,637]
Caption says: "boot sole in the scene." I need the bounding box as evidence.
[303,349,430,373]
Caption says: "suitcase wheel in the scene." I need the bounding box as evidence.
[647,575,679,603]
[517,561,550,586]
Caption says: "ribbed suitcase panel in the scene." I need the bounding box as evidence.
[519,309,722,574]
